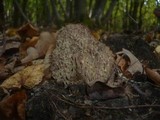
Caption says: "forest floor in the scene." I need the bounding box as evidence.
[0,24,160,120]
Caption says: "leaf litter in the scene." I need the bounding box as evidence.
[0,23,160,120]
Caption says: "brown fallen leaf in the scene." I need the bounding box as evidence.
[91,29,103,40]
[35,31,56,56]
[5,28,18,37]
[5,57,17,71]
[21,31,56,64]
[0,64,9,81]
[87,81,125,100]
[0,90,27,120]
[0,36,21,57]
[144,31,155,43]
[144,66,160,85]
[117,48,143,75]
[17,23,39,38]
[155,45,160,59]
[19,36,39,59]
[5,42,21,51]
[0,63,46,89]
[0,57,9,80]
[116,54,130,73]
[20,47,39,64]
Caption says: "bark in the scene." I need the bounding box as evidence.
[112,1,119,31]
[104,0,118,21]
[91,0,107,21]
[45,0,52,24]
[13,0,29,26]
[138,0,144,29]
[13,0,20,26]
[0,0,4,32]
[50,0,62,25]
[21,0,28,22]
[58,0,66,17]
[73,0,87,21]
[65,0,73,21]
[128,0,139,30]
[88,0,93,14]
[122,0,129,30]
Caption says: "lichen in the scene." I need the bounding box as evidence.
[50,24,115,86]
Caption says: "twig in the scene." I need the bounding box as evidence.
[58,95,160,110]
[89,104,160,110]
[128,82,148,97]
[45,90,68,120]
[51,101,68,120]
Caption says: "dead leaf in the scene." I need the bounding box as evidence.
[35,31,56,56]
[0,90,27,120]
[0,36,21,56]
[144,66,160,85]
[17,23,39,38]
[117,48,143,75]
[44,44,55,65]
[0,63,9,81]
[19,36,39,59]
[21,47,39,64]
[144,31,154,43]
[155,45,160,53]
[87,81,125,100]
[0,63,46,89]
[91,29,103,40]
[5,57,17,71]
[21,31,56,64]
[0,40,5,56]
[5,28,18,37]
[116,54,130,72]
[0,57,9,80]
[5,42,21,50]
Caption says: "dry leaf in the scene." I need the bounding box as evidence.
[116,54,130,72]
[44,44,55,65]
[5,28,18,37]
[19,36,39,59]
[21,31,56,64]
[0,90,27,120]
[155,45,160,59]
[91,30,102,40]
[35,31,56,56]
[21,47,39,64]
[5,57,17,71]
[0,57,9,80]
[0,64,46,89]
[144,66,160,85]
[87,81,125,100]
[17,23,39,38]
[144,31,154,43]
[0,35,21,56]
[155,45,160,53]
[5,42,21,50]
[117,48,143,75]
[0,63,8,80]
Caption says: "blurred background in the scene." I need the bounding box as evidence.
[0,0,160,32]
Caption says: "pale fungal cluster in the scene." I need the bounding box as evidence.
[51,24,115,86]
